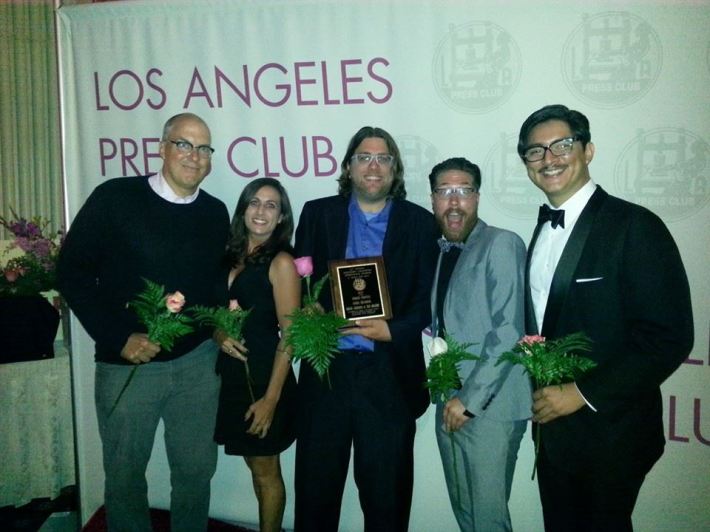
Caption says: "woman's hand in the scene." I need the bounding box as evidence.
[245,396,278,438]
[214,328,248,361]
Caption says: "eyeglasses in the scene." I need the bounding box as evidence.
[432,187,478,199]
[523,137,578,163]
[350,153,395,167]
[167,139,215,159]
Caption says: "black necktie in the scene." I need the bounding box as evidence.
[538,204,565,229]
[437,237,465,253]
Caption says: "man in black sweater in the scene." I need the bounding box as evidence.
[57,113,229,532]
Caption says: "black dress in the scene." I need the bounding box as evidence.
[214,258,297,456]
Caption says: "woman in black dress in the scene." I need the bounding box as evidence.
[213,177,300,532]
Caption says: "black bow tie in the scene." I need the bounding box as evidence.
[538,204,565,229]
[438,237,465,253]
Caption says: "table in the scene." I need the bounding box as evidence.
[0,345,76,507]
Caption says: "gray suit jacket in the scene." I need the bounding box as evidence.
[431,219,532,422]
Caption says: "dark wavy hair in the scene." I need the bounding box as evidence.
[336,126,406,200]
[225,177,294,267]
[428,157,481,192]
[517,104,592,160]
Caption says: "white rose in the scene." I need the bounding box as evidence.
[429,337,448,357]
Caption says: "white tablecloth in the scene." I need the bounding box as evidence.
[0,347,76,507]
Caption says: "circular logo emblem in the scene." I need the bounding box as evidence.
[483,132,539,220]
[562,12,662,109]
[433,21,521,114]
[352,278,366,293]
[397,135,441,209]
[613,127,709,221]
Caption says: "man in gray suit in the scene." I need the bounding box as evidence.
[429,157,531,531]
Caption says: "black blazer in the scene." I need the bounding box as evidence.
[525,187,693,475]
[295,194,439,419]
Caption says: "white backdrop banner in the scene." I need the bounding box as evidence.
[57,1,709,530]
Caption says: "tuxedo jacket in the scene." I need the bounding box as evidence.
[431,220,532,421]
[525,187,694,475]
[295,194,439,419]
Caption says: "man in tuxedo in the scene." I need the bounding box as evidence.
[293,126,439,532]
[518,104,694,531]
[429,157,531,531]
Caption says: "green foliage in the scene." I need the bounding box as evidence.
[497,331,595,387]
[425,334,480,403]
[286,305,348,379]
[128,278,193,352]
[304,272,329,307]
[191,304,251,341]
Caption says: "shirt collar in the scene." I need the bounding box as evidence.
[554,180,597,226]
[148,172,200,204]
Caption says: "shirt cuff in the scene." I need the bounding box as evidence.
[575,382,597,412]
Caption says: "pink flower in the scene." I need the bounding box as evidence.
[294,256,314,278]
[165,291,186,313]
[4,267,23,282]
[228,299,240,311]
[519,335,545,346]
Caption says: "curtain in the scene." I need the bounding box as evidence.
[0,0,62,238]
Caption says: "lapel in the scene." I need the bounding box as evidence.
[431,220,486,336]
[525,222,544,334]
[325,195,350,260]
[382,199,402,262]
[541,187,607,337]
[431,251,443,336]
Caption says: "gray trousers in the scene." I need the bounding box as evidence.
[95,340,220,532]
[435,403,527,532]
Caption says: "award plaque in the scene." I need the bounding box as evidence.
[328,256,392,321]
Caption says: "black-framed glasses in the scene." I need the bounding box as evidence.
[523,136,578,163]
[167,139,215,159]
[432,187,478,199]
[350,153,395,167]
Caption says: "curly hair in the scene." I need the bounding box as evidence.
[336,126,406,200]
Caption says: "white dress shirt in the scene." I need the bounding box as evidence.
[530,179,597,333]
[148,172,200,204]
[530,180,598,410]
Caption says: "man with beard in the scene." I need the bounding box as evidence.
[428,157,531,531]
[293,126,439,532]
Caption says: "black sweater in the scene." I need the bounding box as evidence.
[57,176,230,363]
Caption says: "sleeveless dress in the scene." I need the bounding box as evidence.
[214,258,297,456]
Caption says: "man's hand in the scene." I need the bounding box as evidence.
[340,318,392,342]
[443,397,473,432]
[120,333,160,364]
[532,382,586,423]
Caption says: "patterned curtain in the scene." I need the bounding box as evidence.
[0,0,62,238]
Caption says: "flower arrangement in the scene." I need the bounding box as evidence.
[285,256,348,384]
[0,208,63,297]
[497,332,596,479]
[192,299,254,402]
[108,278,194,417]
[425,333,480,507]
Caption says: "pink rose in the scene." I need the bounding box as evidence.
[228,299,240,311]
[293,256,314,278]
[4,268,21,282]
[165,291,186,313]
[519,335,545,346]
